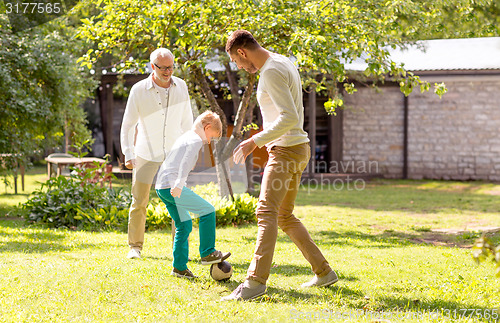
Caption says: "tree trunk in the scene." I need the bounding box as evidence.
[64,117,70,153]
[220,73,256,162]
[191,65,257,198]
[225,62,241,114]
[191,65,233,198]
[191,65,227,136]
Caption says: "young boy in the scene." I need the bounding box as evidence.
[156,111,231,279]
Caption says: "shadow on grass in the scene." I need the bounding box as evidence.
[294,229,481,249]
[229,262,316,277]
[210,260,360,285]
[260,283,364,304]
[0,219,99,253]
[297,180,500,215]
[237,221,481,250]
[210,275,495,316]
[311,230,414,248]
[0,193,30,198]
[208,278,328,302]
[146,255,173,262]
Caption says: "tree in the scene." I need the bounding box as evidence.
[0,11,96,178]
[77,0,258,196]
[77,0,498,195]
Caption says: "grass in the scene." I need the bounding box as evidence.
[0,167,499,322]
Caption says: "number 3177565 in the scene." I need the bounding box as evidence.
[6,3,61,14]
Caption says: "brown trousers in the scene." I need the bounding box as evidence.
[247,143,331,284]
[128,157,163,250]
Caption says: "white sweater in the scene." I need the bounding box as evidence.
[252,54,310,149]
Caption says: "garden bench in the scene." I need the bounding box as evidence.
[45,156,112,188]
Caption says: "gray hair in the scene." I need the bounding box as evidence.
[150,48,174,64]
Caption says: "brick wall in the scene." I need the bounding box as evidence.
[409,77,500,181]
[343,86,404,178]
[342,75,500,181]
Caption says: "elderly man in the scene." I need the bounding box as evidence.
[120,48,194,259]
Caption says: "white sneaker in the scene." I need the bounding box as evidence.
[301,270,338,288]
[127,249,141,259]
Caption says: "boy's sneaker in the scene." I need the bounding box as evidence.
[171,267,197,279]
[201,250,231,265]
[301,270,338,288]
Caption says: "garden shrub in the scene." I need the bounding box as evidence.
[145,183,258,228]
[22,168,130,231]
[22,175,257,231]
[145,200,172,231]
[192,183,258,226]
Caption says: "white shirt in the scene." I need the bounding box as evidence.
[153,80,170,110]
[252,54,310,149]
[155,129,206,190]
[120,74,194,162]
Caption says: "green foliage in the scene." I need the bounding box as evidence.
[232,194,259,224]
[75,0,499,118]
[22,171,130,231]
[0,14,96,167]
[473,235,500,278]
[142,183,258,229]
[143,186,258,230]
[21,177,257,231]
[76,204,129,231]
[241,123,260,134]
[192,182,258,226]
[145,200,172,231]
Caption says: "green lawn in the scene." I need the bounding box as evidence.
[0,168,499,322]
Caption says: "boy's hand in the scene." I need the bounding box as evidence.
[171,187,182,198]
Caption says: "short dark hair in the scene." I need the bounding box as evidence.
[225,30,260,54]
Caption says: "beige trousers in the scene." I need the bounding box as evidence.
[128,156,163,250]
[247,143,332,284]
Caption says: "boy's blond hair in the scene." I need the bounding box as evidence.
[193,111,222,138]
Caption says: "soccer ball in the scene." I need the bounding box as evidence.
[210,261,233,281]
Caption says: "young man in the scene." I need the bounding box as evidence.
[120,48,194,259]
[223,30,338,301]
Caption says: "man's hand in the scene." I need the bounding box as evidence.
[233,138,257,165]
[170,187,182,198]
[125,159,136,170]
